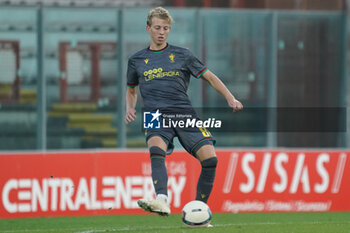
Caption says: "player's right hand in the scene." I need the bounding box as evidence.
[125,108,137,124]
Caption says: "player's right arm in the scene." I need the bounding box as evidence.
[125,56,139,124]
[125,86,138,124]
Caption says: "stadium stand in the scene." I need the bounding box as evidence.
[0,0,163,7]
[58,41,117,103]
[0,41,21,103]
[47,103,144,148]
[0,1,345,150]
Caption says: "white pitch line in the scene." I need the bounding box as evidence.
[1,220,349,233]
[74,221,350,233]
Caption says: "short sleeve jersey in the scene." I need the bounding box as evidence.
[127,44,207,110]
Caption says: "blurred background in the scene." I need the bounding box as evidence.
[0,0,348,151]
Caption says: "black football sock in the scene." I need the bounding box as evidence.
[150,146,168,196]
[196,157,218,203]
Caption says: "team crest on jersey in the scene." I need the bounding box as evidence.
[144,59,149,64]
[169,54,175,63]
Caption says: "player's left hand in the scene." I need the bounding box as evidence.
[228,98,243,113]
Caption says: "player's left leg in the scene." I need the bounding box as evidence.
[175,125,217,203]
[194,144,218,203]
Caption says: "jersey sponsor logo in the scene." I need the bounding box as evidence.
[143,109,162,129]
[144,59,149,64]
[143,67,180,81]
[169,53,175,63]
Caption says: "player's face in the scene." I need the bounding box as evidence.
[147,17,170,48]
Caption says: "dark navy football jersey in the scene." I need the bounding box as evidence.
[127,44,207,110]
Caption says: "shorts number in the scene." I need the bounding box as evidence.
[199,127,211,137]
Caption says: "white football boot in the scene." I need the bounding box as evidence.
[137,199,171,216]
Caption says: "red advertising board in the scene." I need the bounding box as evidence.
[0,149,349,218]
[210,150,350,213]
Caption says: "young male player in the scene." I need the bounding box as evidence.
[125,7,243,216]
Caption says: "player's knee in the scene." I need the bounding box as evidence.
[201,156,218,168]
[149,146,166,157]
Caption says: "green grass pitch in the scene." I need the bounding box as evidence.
[1,212,349,233]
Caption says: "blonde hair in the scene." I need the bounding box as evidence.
[147,7,174,26]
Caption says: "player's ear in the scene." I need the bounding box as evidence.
[146,25,151,32]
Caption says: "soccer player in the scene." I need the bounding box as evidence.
[125,7,243,216]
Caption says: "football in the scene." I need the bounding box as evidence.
[181,200,212,227]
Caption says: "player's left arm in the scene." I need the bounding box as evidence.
[202,70,243,112]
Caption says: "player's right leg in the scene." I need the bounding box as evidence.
[137,136,171,216]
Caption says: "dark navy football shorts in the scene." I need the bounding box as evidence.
[145,126,216,156]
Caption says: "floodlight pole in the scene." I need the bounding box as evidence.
[36,5,47,150]
[117,8,126,148]
[339,9,348,148]
[192,9,203,108]
[266,12,278,148]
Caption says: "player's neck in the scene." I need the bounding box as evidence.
[149,42,168,51]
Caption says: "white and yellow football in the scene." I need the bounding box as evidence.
[181,200,212,228]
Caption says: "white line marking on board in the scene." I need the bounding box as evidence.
[331,153,347,193]
[222,152,239,193]
[256,153,272,193]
